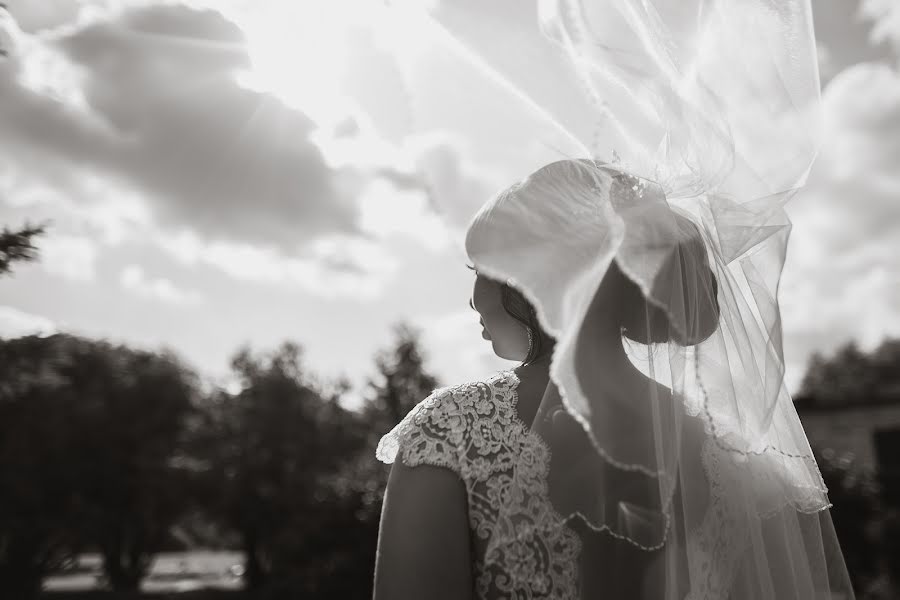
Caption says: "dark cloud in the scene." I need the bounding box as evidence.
[0,3,364,253]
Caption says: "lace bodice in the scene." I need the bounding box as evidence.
[376,368,582,600]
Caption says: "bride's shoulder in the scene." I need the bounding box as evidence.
[375,369,515,465]
[414,368,514,412]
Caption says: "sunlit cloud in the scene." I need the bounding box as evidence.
[861,0,900,55]
[120,263,204,306]
[358,178,452,252]
[410,308,509,385]
[233,0,436,132]
[156,229,399,299]
[782,60,900,386]
[406,134,504,231]
[0,305,57,338]
[38,233,99,281]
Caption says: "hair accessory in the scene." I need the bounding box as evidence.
[524,324,534,362]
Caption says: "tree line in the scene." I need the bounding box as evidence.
[0,325,436,599]
[2,335,898,598]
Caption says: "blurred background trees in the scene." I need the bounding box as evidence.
[0,334,198,595]
[0,323,897,598]
[797,339,900,597]
[187,340,365,595]
[799,339,900,407]
[0,321,440,599]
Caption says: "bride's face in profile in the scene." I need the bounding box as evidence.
[468,267,530,361]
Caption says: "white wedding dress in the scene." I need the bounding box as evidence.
[378,369,582,599]
[377,367,837,599]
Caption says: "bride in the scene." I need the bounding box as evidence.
[368,0,854,598]
[372,159,854,599]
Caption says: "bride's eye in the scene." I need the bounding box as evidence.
[466,263,476,272]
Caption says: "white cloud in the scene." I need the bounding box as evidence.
[2,169,154,246]
[411,308,510,386]
[358,177,453,251]
[782,61,900,386]
[408,134,506,233]
[157,228,399,299]
[119,264,204,306]
[0,305,57,338]
[39,233,98,281]
[861,0,900,55]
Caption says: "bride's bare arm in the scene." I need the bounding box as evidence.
[373,460,473,600]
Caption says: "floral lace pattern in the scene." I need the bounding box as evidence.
[376,369,582,600]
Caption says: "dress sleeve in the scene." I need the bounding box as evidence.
[375,385,470,473]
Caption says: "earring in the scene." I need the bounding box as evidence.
[526,326,535,357]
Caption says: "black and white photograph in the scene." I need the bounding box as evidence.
[0,0,897,598]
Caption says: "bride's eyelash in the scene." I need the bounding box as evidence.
[466,263,476,271]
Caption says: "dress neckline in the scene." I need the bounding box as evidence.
[499,367,553,465]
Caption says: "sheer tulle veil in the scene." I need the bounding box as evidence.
[378,1,854,597]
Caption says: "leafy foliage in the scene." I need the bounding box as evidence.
[800,339,900,406]
[0,334,198,595]
[0,221,48,276]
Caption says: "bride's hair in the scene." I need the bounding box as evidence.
[615,217,721,346]
[498,282,553,365]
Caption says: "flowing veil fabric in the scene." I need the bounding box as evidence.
[375,1,855,597]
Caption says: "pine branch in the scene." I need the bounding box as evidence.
[0,221,49,276]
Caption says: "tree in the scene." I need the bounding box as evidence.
[0,334,199,595]
[0,334,198,595]
[870,339,900,399]
[798,338,900,595]
[67,341,200,591]
[363,322,440,433]
[798,339,900,407]
[191,341,361,592]
[0,335,86,599]
[269,323,441,599]
[297,322,443,598]
[0,221,48,276]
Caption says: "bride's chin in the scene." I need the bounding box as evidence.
[489,342,527,362]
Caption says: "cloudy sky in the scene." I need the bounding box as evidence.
[0,0,897,404]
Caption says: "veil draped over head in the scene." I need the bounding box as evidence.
[376,0,854,597]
